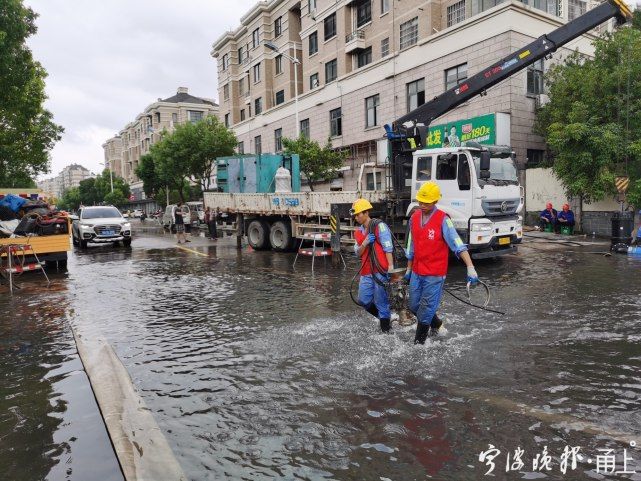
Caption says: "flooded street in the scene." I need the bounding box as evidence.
[2,230,640,480]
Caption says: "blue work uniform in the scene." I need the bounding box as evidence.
[406,210,468,326]
[557,210,575,226]
[355,222,394,320]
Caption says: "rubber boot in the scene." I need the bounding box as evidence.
[414,323,430,345]
[365,304,379,319]
[379,318,391,333]
[429,313,443,336]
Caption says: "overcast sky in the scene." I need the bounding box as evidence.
[25,0,256,180]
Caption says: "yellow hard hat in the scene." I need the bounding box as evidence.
[351,198,373,215]
[416,181,441,204]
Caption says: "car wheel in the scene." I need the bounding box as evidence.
[269,221,295,252]
[80,239,88,249]
[123,238,132,247]
[247,219,270,250]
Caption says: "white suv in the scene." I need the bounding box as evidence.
[72,206,132,248]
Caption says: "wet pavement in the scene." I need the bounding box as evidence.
[1,228,640,480]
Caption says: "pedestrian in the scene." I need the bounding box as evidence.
[557,203,575,232]
[404,181,480,344]
[174,203,188,244]
[539,202,557,231]
[208,207,218,240]
[352,198,395,333]
[140,211,147,223]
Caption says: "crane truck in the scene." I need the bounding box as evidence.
[204,0,631,257]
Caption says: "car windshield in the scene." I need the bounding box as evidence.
[471,152,518,185]
[82,207,122,219]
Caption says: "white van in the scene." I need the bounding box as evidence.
[162,204,191,232]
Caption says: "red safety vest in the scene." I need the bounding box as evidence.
[410,209,449,276]
[354,223,389,275]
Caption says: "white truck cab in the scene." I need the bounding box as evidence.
[408,143,523,258]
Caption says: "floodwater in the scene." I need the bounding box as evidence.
[1,230,640,480]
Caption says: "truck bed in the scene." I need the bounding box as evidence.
[203,191,387,216]
[0,233,71,257]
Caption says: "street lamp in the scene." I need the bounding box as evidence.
[99,162,114,193]
[264,41,301,138]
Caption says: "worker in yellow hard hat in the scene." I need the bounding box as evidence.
[351,198,395,332]
[405,181,480,344]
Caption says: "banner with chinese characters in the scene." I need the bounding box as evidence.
[426,113,497,148]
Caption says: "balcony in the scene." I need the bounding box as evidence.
[345,30,365,54]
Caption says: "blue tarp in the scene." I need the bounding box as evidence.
[0,194,27,212]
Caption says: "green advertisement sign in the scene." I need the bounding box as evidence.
[426,113,496,148]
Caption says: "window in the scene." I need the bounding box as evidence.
[436,154,458,180]
[224,113,230,127]
[406,79,425,112]
[309,31,318,55]
[399,17,418,50]
[458,155,471,190]
[223,83,229,100]
[300,118,310,138]
[222,53,230,70]
[240,109,246,121]
[253,63,261,83]
[447,0,466,27]
[325,59,337,83]
[188,110,203,123]
[527,59,544,95]
[366,172,382,191]
[527,149,545,167]
[330,108,342,137]
[274,16,282,37]
[381,0,390,14]
[172,113,178,123]
[357,47,372,68]
[310,73,319,89]
[365,94,379,128]
[356,0,372,28]
[381,37,389,57]
[416,156,432,181]
[274,128,283,152]
[445,63,467,90]
[238,46,244,64]
[568,0,587,20]
[309,0,317,12]
[254,97,263,115]
[155,112,160,124]
[238,141,244,154]
[254,135,262,154]
[239,78,245,96]
[276,55,283,74]
[252,28,260,48]
[324,13,336,41]
[275,90,285,105]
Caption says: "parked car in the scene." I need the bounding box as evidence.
[131,209,143,218]
[72,205,132,248]
[161,204,191,232]
[186,201,204,224]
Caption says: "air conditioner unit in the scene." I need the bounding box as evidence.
[310,9,316,20]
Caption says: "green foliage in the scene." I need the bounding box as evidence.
[103,188,127,207]
[58,187,80,211]
[535,27,641,206]
[74,170,130,207]
[282,136,348,191]
[0,0,63,187]
[136,154,160,198]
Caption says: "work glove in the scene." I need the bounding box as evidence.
[404,270,412,283]
[362,233,376,246]
[466,266,479,285]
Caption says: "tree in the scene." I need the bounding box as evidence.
[75,171,129,206]
[58,187,80,211]
[104,188,127,207]
[282,136,348,191]
[535,25,641,207]
[136,154,161,198]
[0,0,63,187]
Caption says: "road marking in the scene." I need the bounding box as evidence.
[176,245,209,257]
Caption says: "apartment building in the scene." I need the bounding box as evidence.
[105,87,219,200]
[212,0,605,191]
[38,164,93,199]
[102,136,123,178]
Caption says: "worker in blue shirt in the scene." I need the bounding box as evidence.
[557,203,575,232]
[352,198,395,332]
[539,202,557,231]
[632,210,641,246]
[404,181,480,344]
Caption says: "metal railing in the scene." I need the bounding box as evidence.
[345,29,365,43]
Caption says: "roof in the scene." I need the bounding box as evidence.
[161,92,217,106]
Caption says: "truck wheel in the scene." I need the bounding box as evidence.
[247,219,270,250]
[270,221,294,252]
